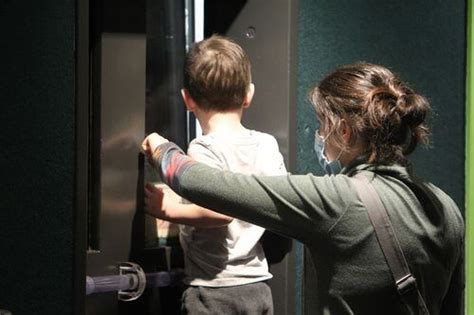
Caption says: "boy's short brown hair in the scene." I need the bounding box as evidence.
[184,35,252,111]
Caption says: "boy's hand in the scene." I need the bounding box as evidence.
[144,182,166,219]
[141,133,169,157]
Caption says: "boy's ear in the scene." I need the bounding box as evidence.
[242,83,255,109]
[181,89,197,112]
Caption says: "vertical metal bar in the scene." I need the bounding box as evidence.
[88,0,103,252]
[466,0,474,312]
[75,0,90,313]
[145,0,187,148]
[193,0,204,138]
[184,0,196,144]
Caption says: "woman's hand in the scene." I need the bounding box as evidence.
[141,133,169,157]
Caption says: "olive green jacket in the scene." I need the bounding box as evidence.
[153,143,464,315]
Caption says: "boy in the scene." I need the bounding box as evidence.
[144,35,286,314]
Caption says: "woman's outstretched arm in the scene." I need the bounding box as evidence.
[147,141,354,243]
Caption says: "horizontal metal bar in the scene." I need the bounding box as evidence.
[86,271,184,296]
[86,274,137,295]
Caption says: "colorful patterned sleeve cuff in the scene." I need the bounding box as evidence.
[151,142,197,192]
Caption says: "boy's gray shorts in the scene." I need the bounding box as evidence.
[181,281,273,315]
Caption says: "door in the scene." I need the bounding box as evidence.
[78,1,299,314]
[83,0,188,313]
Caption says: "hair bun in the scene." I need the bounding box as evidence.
[364,86,401,130]
[396,93,429,128]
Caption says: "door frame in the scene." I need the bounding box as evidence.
[74,0,90,314]
[466,0,473,312]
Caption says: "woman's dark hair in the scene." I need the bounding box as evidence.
[310,63,430,166]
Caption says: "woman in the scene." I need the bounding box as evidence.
[142,63,464,314]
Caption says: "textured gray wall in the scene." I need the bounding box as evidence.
[0,1,75,314]
[296,0,466,210]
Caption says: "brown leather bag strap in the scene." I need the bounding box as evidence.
[351,173,429,314]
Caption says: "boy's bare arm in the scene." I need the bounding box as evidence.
[144,183,233,228]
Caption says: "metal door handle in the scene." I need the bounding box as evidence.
[86,262,183,301]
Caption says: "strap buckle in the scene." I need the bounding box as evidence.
[396,274,417,296]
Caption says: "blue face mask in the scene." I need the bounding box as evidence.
[314,130,343,175]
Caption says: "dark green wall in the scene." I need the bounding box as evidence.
[0,1,76,314]
[296,0,466,211]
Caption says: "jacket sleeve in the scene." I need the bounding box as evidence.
[151,142,353,243]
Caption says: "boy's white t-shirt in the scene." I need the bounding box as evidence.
[179,129,287,287]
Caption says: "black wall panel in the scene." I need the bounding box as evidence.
[0,1,75,314]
